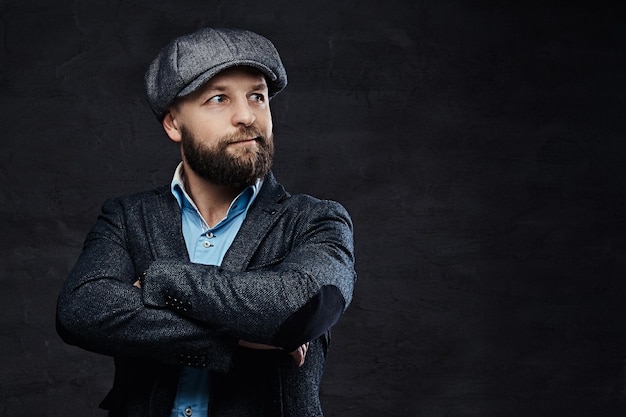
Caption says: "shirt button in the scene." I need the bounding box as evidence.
[184,407,193,416]
[203,241,212,248]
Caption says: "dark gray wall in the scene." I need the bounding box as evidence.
[1,1,625,416]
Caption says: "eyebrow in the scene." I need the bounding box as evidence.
[250,82,268,91]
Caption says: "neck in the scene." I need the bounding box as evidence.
[182,164,246,228]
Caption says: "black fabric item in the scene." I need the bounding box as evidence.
[272,285,345,352]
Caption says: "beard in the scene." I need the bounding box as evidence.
[181,125,274,188]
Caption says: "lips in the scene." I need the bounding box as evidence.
[229,137,259,144]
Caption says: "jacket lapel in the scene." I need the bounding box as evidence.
[221,172,289,272]
[140,173,289,268]
[141,186,189,261]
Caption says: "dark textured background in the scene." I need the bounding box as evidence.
[1,1,625,416]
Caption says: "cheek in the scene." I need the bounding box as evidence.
[260,111,273,134]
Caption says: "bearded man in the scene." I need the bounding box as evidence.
[56,28,356,417]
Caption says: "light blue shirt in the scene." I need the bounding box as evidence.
[169,163,261,417]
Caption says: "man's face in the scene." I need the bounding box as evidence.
[166,66,275,187]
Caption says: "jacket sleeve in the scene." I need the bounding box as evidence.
[141,199,356,352]
[56,198,237,372]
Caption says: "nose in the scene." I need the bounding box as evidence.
[231,98,255,127]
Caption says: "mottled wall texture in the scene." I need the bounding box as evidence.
[1,1,625,416]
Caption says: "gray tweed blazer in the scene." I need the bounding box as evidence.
[56,171,356,417]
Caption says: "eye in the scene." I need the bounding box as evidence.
[207,95,226,104]
[250,93,266,103]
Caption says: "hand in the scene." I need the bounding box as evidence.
[238,340,310,367]
[288,342,309,368]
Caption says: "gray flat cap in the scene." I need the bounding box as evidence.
[145,28,287,120]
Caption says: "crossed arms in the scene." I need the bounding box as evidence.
[56,192,356,372]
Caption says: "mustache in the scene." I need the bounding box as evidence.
[223,126,268,145]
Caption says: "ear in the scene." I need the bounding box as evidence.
[162,110,182,143]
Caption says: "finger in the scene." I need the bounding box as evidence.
[297,345,307,367]
[291,352,301,367]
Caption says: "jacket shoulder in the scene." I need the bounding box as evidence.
[283,192,351,220]
[104,185,171,206]
[97,185,173,218]
[258,173,351,221]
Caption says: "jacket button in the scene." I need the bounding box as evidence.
[184,407,193,416]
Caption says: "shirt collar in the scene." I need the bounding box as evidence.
[170,162,262,226]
